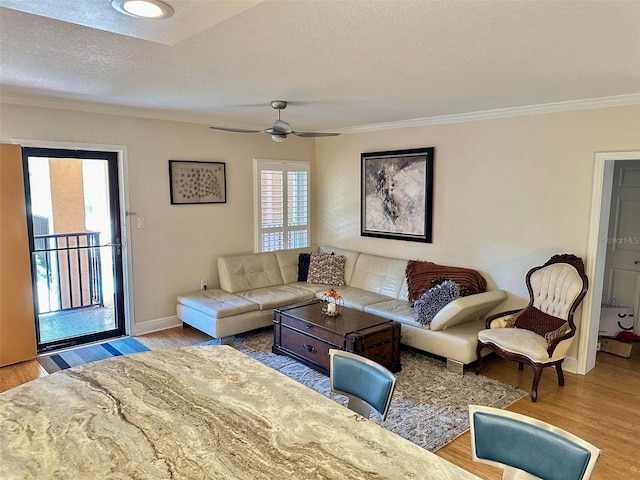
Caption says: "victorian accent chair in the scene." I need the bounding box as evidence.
[469,405,600,480]
[475,254,589,402]
[329,349,396,421]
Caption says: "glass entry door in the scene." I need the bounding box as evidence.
[22,147,126,352]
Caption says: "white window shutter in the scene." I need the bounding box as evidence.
[255,160,310,252]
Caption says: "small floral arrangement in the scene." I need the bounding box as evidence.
[321,288,344,316]
[325,288,342,300]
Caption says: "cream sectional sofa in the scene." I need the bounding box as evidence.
[177,246,506,372]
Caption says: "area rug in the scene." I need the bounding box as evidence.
[197,328,527,452]
[37,338,150,374]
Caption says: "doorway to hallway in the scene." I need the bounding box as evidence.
[22,147,126,352]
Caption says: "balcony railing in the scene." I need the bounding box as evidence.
[32,231,104,314]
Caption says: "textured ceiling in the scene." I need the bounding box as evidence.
[1,0,639,133]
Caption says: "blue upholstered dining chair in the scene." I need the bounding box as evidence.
[469,405,600,480]
[329,349,396,421]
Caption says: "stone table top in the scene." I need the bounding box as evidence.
[1,345,479,479]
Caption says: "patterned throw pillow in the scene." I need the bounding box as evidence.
[414,280,461,327]
[544,322,571,344]
[306,253,346,286]
[297,253,311,281]
[513,305,567,341]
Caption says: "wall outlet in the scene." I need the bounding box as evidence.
[200,279,208,290]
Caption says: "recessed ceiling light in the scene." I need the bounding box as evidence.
[111,0,174,19]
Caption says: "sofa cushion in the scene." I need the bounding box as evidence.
[273,246,318,285]
[405,260,487,302]
[348,253,408,298]
[314,286,393,311]
[414,280,461,327]
[307,253,346,285]
[364,299,423,327]
[177,289,260,319]
[237,284,315,310]
[218,252,284,293]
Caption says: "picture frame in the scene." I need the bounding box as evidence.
[169,160,226,205]
[361,147,434,243]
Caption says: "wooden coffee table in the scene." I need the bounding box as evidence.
[273,301,401,375]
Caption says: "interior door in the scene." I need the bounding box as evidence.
[0,143,37,366]
[22,147,126,352]
[603,160,640,333]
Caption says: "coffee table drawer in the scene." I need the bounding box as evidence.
[281,328,332,371]
[280,314,344,346]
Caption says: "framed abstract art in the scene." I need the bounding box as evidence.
[361,147,434,243]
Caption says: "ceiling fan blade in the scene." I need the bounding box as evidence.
[209,126,265,134]
[292,131,342,137]
[209,101,342,141]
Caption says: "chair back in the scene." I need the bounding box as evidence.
[526,254,588,324]
[469,405,600,480]
[329,349,396,421]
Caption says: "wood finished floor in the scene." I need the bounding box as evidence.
[1,326,638,479]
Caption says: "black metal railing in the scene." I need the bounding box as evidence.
[32,231,104,314]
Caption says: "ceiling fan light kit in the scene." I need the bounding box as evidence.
[209,101,341,142]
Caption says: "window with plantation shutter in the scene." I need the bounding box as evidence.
[254,160,310,252]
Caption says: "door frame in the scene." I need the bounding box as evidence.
[580,150,640,374]
[11,138,133,338]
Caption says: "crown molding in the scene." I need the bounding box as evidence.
[336,93,640,134]
[2,92,639,133]
[0,93,215,126]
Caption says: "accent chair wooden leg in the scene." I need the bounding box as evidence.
[475,341,484,375]
[555,362,565,386]
[530,363,544,402]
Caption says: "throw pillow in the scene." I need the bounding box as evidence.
[297,253,311,282]
[513,305,567,340]
[414,280,461,327]
[405,260,487,302]
[307,253,346,286]
[544,322,571,344]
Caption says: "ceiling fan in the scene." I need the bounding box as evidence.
[209,101,341,142]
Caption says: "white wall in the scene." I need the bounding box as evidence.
[3,101,639,368]
[315,105,640,368]
[0,103,316,334]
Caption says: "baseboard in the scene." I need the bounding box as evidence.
[563,356,578,374]
[132,315,182,336]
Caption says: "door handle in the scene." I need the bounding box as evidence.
[104,242,122,255]
[635,261,640,265]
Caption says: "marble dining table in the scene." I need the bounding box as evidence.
[0,345,480,479]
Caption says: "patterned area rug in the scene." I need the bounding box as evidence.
[37,338,150,373]
[198,329,527,452]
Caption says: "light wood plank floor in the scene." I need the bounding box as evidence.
[1,326,638,479]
